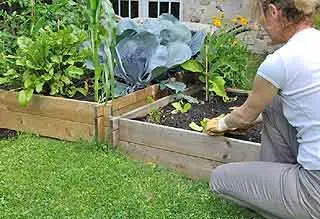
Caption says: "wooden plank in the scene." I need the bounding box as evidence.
[113,98,154,117]
[119,141,221,180]
[121,95,176,119]
[226,88,250,94]
[121,86,202,119]
[119,119,260,163]
[0,109,95,142]
[111,85,159,111]
[95,105,105,143]
[0,90,101,124]
[112,130,120,146]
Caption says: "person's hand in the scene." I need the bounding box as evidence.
[205,114,236,136]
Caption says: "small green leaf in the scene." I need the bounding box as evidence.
[42,73,52,81]
[181,60,204,73]
[66,86,77,97]
[66,66,84,78]
[200,118,209,129]
[164,81,186,94]
[76,87,88,96]
[51,55,63,64]
[209,75,228,100]
[182,103,191,113]
[189,122,203,132]
[16,59,25,66]
[17,37,33,50]
[3,69,17,76]
[24,78,33,88]
[171,102,182,111]
[0,78,9,85]
[35,80,45,93]
[18,89,34,108]
[61,75,72,85]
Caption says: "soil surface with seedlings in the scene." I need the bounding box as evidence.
[0,129,17,139]
[137,91,263,143]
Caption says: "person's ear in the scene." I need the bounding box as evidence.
[267,4,280,19]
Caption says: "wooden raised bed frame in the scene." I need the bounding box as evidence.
[0,84,161,143]
[114,88,261,180]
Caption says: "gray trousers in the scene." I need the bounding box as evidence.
[210,96,320,219]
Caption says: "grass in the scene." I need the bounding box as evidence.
[0,135,262,219]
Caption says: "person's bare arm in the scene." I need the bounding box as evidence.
[224,75,279,129]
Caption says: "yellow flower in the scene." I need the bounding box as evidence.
[212,18,222,27]
[240,17,249,26]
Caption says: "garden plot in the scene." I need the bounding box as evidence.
[115,88,261,180]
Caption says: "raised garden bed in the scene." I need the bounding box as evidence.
[0,84,162,143]
[115,88,261,180]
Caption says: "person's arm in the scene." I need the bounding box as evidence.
[205,75,279,135]
[205,52,286,135]
[224,75,279,129]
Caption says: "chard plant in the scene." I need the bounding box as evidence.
[87,0,117,103]
[1,27,90,107]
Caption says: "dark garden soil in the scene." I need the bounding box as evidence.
[0,129,17,139]
[137,91,263,143]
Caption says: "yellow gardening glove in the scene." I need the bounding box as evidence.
[205,114,236,136]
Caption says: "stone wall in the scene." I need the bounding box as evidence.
[183,0,251,24]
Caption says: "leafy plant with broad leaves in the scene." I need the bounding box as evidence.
[0,53,21,87]
[0,0,88,55]
[181,28,250,102]
[89,14,206,97]
[3,27,90,107]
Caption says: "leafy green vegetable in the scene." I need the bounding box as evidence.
[208,74,228,101]
[181,29,250,101]
[8,27,90,107]
[90,14,206,96]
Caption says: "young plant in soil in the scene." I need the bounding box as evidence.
[139,91,262,143]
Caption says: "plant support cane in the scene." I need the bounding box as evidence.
[205,36,209,102]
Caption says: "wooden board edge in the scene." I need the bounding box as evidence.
[119,118,260,163]
[118,141,222,181]
[0,109,96,142]
[0,89,105,124]
[119,86,202,119]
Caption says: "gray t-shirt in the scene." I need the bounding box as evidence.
[257,28,320,170]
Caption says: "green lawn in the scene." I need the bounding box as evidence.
[0,135,262,219]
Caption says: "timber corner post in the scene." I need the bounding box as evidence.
[94,104,107,144]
